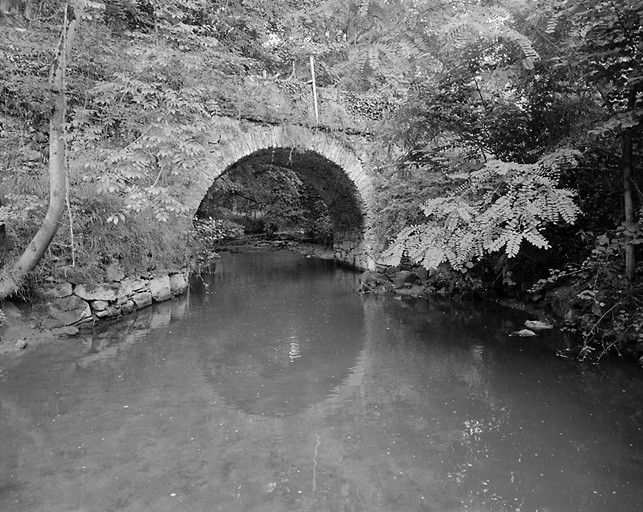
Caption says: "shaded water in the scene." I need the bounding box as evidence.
[1,250,643,512]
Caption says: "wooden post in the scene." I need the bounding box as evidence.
[0,222,5,266]
[310,55,319,124]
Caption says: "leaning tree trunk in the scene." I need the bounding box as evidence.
[622,84,640,282]
[622,127,636,281]
[0,2,85,299]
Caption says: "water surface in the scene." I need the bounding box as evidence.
[1,250,642,512]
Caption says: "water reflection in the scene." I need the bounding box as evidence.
[0,250,642,512]
[191,253,366,416]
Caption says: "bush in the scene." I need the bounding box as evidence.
[193,217,245,243]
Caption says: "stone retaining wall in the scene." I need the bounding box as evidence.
[39,270,189,334]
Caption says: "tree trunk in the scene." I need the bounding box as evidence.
[0,222,5,266]
[622,128,636,280]
[0,2,85,299]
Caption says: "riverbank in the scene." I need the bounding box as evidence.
[0,236,333,355]
[2,236,642,366]
[0,300,50,354]
[358,263,643,366]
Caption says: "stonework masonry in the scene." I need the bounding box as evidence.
[38,271,189,334]
[180,117,382,270]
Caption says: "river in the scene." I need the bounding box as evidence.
[1,249,642,512]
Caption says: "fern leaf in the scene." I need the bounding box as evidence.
[358,0,371,18]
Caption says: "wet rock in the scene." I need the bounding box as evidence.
[392,270,418,287]
[169,273,188,296]
[95,306,120,319]
[121,300,136,315]
[132,291,153,309]
[40,282,73,299]
[394,284,426,297]
[525,320,553,331]
[75,283,119,302]
[150,275,172,302]
[384,265,401,277]
[51,326,79,337]
[358,271,388,292]
[510,329,537,337]
[47,295,92,326]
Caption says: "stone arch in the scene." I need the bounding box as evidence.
[185,118,375,269]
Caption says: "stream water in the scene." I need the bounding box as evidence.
[1,249,642,512]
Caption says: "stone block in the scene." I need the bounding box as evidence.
[150,275,172,302]
[47,295,92,326]
[91,300,109,312]
[132,291,153,309]
[95,306,120,319]
[169,273,188,296]
[117,277,148,304]
[75,283,119,302]
[121,300,136,315]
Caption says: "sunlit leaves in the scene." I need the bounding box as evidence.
[385,155,581,271]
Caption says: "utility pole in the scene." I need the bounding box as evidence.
[310,55,319,124]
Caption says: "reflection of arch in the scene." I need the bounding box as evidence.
[185,119,375,269]
[192,253,367,417]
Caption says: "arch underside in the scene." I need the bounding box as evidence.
[190,121,376,269]
[225,148,365,233]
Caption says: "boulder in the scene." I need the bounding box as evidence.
[91,300,109,312]
[149,275,172,302]
[47,295,92,326]
[392,270,418,287]
[121,300,137,315]
[132,291,153,309]
[414,267,429,282]
[117,277,148,303]
[75,283,119,302]
[384,265,401,277]
[510,329,537,337]
[169,273,188,296]
[359,271,388,285]
[524,320,553,331]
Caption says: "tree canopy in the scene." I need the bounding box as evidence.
[1,0,642,354]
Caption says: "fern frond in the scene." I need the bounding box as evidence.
[358,0,372,18]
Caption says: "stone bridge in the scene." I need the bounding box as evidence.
[176,79,391,270]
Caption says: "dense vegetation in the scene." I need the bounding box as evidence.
[0,0,642,361]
